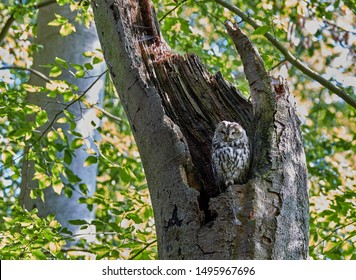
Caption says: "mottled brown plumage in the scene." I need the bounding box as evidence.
[211,121,250,189]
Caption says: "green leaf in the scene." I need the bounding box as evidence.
[91,219,105,227]
[126,213,143,224]
[43,228,54,241]
[80,225,89,230]
[52,178,64,195]
[178,18,190,34]
[64,168,81,183]
[64,187,73,198]
[163,17,177,30]
[75,69,85,78]
[57,0,71,6]
[60,227,73,235]
[111,208,123,215]
[252,25,271,35]
[64,150,72,165]
[47,145,57,161]
[261,53,274,69]
[60,23,76,36]
[32,250,47,260]
[70,138,84,149]
[71,64,83,71]
[22,83,40,92]
[47,90,58,98]
[1,151,14,164]
[55,57,68,68]
[79,183,88,195]
[110,250,120,258]
[84,155,98,167]
[71,131,83,138]
[69,219,88,225]
[56,117,67,124]
[37,175,51,189]
[35,110,48,127]
[83,51,94,58]
[48,14,66,26]
[93,56,103,64]
[119,167,132,184]
[109,222,121,233]
[84,63,93,70]
[142,206,153,220]
[24,104,40,114]
[63,91,74,102]
[47,131,58,142]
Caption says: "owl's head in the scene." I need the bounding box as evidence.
[213,121,246,143]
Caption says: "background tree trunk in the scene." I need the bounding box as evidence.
[92,0,309,259]
[20,2,106,242]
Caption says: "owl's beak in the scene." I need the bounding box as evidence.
[224,135,230,142]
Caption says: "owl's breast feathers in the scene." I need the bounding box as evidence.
[211,121,250,187]
[212,139,250,186]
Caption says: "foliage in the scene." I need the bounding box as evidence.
[1,0,355,260]
[305,101,356,260]
[0,206,67,260]
[0,0,156,260]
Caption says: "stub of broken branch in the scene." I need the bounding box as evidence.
[225,20,277,174]
[225,21,275,112]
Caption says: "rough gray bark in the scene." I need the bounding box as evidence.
[19,2,106,241]
[92,0,309,259]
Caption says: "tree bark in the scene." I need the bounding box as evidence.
[92,0,309,259]
[19,2,106,242]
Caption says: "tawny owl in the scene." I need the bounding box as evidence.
[211,121,250,189]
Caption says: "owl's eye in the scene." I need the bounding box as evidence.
[221,129,227,134]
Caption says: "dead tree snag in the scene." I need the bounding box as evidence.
[92,0,309,259]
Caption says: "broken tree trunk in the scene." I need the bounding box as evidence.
[92,0,309,259]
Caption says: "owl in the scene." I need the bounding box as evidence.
[211,121,250,190]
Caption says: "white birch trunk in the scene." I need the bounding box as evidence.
[20,2,105,243]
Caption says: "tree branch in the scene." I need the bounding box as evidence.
[0,70,108,171]
[94,105,123,123]
[314,220,356,248]
[225,20,275,174]
[323,19,356,35]
[213,0,356,109]
[0,14,15,45]
[0,66,52,83]
[129,239,157,260]
[158,0,187,23]
[34,0,58,10]
[28,70,108,149]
